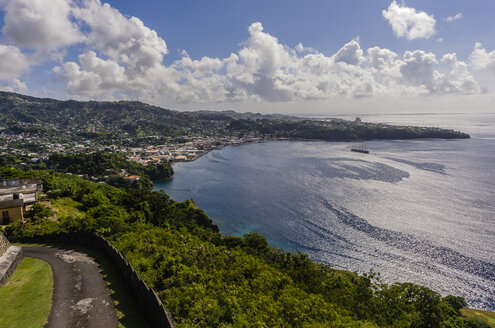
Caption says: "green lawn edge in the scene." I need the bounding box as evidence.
[461,309,495,327]
[0,257,53,328]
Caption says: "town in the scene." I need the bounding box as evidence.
[0,121,265,166]
[0,91,469,179]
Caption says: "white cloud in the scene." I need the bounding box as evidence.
[52,0,175,99]
[397,50,480,94]
[445,13,462,23]
[382,1,436,40]
[72,0,168,77]
[367,47,398,70]
[0,78,27,93]
[53,19,484,103]
[0,44,31,80]
[2,0,84,50]
[53,61,102,98]
[0,0,486,105]
[437,53,480,94]
[333,40,364,66]
[400,50,437,89]
[295,42,318,54]
[470,43,495,74]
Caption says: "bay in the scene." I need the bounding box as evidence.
[154,113,495,310]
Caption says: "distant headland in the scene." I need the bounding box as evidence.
[0,91,469,165]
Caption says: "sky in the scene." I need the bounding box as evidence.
[0,0,494,114]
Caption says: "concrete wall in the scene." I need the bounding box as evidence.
[1,206,23,224]
[0,192,37,203]
[0,183,39,196]
[10,232,175,328]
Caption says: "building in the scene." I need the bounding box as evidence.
[0,199,23,224]
[0,178,43,204]
[0,178,43,224]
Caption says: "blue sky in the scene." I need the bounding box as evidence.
[104,0,494,61]
[0,0,494,114]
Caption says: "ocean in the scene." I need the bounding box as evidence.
[154,113,495,310]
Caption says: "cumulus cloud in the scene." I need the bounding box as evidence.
[0,44,31,80]
[295,42,318,54]
[367,47,398,70]
[382,1,436,40]
[437,53,480,94]
[470,43,495,74]
[0,78,27,93]
[2,0,84,50]
[0,0,487,104]
[400,50,437,88]
[52,0,175,99]
[445,13,462,23]
[333,41,364,65]
[398,51,480,94]
[53,18,483,103]
[72,0,168,76]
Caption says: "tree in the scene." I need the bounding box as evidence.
[24,204,54,222]
[443,295,467,313]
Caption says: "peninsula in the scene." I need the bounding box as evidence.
[0,92,469,165]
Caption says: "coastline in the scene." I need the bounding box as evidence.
[154,131,495,311]
[167,133,470,165]
[168,137,273,165]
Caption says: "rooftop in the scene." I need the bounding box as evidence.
[0,199,23,210]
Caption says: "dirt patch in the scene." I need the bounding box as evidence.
[55,250,97,265]
[71,298,94,314]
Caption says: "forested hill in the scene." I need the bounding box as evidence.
[0,91,470,141]
[0,91,229,138]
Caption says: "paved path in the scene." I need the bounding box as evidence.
[23,246,118,328]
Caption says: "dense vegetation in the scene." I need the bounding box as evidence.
[227,119,470,140]
[0,152,173,189]
[0,92,469,145]
[3,167,489,328]
[0,91,230,141]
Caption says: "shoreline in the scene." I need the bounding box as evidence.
[168,138,273,165]
[153,133,495,312]
[168,134,470,165]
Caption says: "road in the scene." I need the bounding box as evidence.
[23,246,117,328]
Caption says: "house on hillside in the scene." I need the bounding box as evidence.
[1,199,23,224]
[0,178,43,203]
[0,178,43,224]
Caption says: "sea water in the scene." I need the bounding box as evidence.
[154,113,495,310]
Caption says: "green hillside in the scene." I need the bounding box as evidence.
[0,92,469,145]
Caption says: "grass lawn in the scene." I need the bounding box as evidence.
[0,257,53,328]
[461,308,495,327]
[50,197,84,220]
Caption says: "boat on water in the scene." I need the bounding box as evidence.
[351,142,369,154]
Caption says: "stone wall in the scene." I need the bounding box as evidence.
[0,232,10,257]
[10,232,175,328]
[0,246,23,288]
[0,232,23,288]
